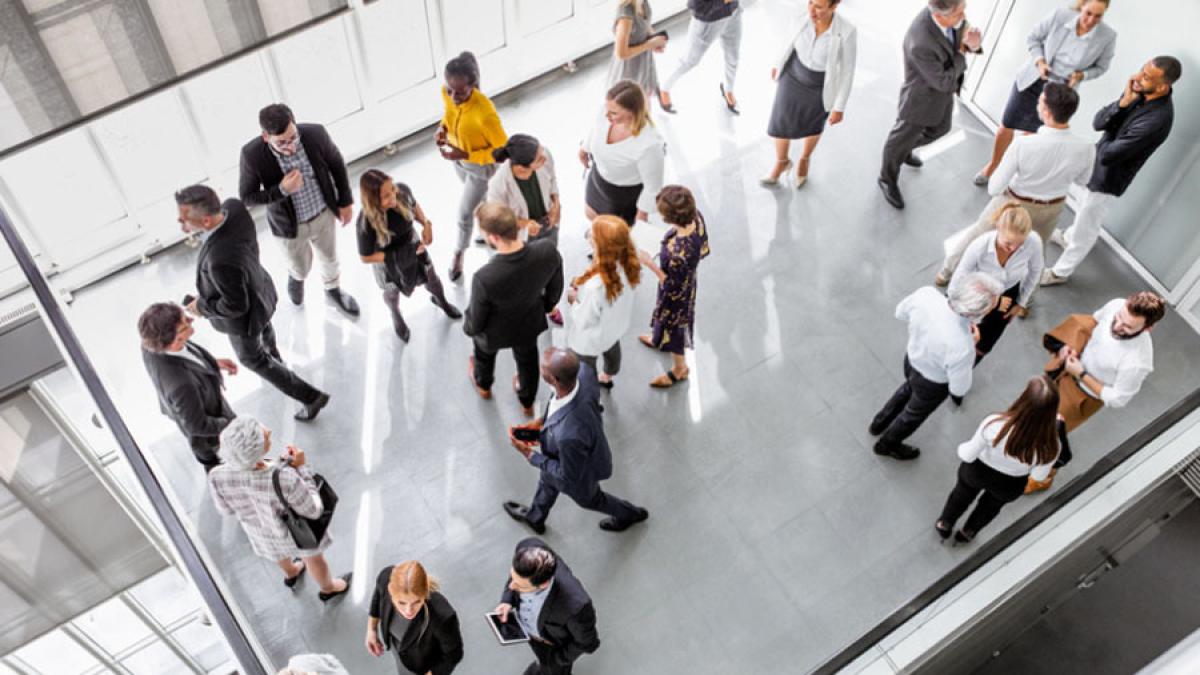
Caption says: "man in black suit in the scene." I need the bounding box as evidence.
[176,184,330,421]
[239,103,359,315]
[494,538,600,675]
[879,0,983,208]
[504,347,648,533]
[463,202,563,417]
[138,302,236,471]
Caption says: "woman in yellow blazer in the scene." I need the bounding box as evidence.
[435,51,508,281]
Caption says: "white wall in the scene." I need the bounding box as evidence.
[0,0,688,299]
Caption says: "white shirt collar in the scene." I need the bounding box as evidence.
[546,380,581,420]
[1064,17,1096,39]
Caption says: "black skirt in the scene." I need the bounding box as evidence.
[1001,79,1045,133]
[768,52,828,139]
[585,165,642,226]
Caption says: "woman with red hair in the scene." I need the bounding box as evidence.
[566,215,642,388]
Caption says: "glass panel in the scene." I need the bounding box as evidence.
[968,1,1044,124]
[518,0,573,36]
[171,619,228,670]
[71,597,152,655]
[441,0,506,57]
[120,638,187,675]
[11,628,99,674]
[360,0,436,99]
[130,569,199,627]
[270,18,362,124]
[1108,154,1200,288]
[179,54,273,172]
[0,129,134,268]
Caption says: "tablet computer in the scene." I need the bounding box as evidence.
[485,612,530,645]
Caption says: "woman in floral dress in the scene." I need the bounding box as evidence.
[638,185,710,388]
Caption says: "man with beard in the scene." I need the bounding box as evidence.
[1030,291,1164,492]
[1041,57,1180,286]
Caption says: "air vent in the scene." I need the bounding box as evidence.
[0,302,37,330]
[1173,448,1200,497]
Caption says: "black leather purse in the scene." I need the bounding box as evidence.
[271,464,338,550]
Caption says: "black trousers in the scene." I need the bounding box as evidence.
[227,322,321,404]
[1053,418,1073,469]
[880,113,953,185]
[873,357,951,445]
[524,643,572,675]
[473,338,540,408]
[527,478,642,527]
[188,436,221,471]
[939,460,1028,534]
[975,285,1021,365]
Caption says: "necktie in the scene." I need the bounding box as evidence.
[946,27,956,45]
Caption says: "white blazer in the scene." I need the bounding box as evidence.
[486,147,559,221]
[566,269,636,358]
[773,12,857,113]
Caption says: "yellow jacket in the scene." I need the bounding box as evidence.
[441,88,508,165]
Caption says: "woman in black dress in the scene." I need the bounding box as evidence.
[358,169,461,342]
[365,561,463,675]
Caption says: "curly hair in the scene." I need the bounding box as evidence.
[655,185,697,226]
[574,215,641,303]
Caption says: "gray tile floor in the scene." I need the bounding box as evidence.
[41,3,1200,673]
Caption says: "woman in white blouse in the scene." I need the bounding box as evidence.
[762,0,856,187]
[974,0,1116,185]
[936,376,1066,544]
[947,202,1043,364]
[579,79,666,225]
[566,215,642,387]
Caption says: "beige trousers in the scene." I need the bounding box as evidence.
[277,208,340,288]
[941,194,1066,273]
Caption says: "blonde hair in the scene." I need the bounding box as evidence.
[574,215,642,303]
[619,0,648,18]
[360,169,413,249]
[388,561,439,603]
[1071,0,1109,10]
[607,79,650,135]
[990,201,1032,236]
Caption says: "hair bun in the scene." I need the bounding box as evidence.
[492,147,509,163]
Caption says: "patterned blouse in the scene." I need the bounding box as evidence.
[208,461,331,560]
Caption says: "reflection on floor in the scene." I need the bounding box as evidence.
[45,2,1200,673]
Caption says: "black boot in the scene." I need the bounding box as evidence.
[383,290,410,342]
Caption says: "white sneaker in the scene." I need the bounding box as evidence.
[1040,269,1068,286]
[1049,229,1068,248]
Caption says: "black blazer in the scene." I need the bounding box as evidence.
[238,123,353,239]
[1087,91,1174,197]
[369,567,463,675]
[195,199,278,338]
[897,8,981,126]
[530,362,613,501]
[463,240,563,351]
[500,538,600,669]
[142,341,233,448]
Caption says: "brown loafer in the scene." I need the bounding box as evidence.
[468,357,491,399]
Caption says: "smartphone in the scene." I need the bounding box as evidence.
[511,427,541,443]
[182,293,195,306]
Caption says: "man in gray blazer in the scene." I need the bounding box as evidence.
[879,0,983,209]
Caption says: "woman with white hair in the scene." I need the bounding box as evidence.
[869,273,1003,461]
[207,416,351,601]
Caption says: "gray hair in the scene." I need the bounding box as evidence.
[219,416,265,470]
[929,0,964,15]
[948,272,1004,321]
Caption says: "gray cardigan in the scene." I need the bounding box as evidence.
[1014,8,1116,91]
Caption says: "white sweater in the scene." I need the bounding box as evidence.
[566,268,637,357]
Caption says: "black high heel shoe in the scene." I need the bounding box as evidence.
[954,529,976,544]
[719,83,739,115]
[657,92,677,114]
[934,520,952,541]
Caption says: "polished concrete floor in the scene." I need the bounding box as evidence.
[43,2,1200,673]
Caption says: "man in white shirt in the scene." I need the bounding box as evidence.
[937,82,1093,284]
[870,273,1004,460]
[1031,292,1163,491]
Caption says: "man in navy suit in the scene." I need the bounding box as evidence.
[504,347,648,533]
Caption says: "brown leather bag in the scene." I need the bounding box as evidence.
[1043,314,1103,432]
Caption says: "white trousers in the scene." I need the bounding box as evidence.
[1052,191,1117,278]
[277,208,340,288]
[662,9,742,91]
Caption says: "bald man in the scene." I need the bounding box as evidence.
[504,348,648,534]
[463,202,563,417]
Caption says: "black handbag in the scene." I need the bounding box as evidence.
[271,464,338,550]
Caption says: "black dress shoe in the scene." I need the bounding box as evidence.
[326,288,360,316]
[934,520,952,541]
[503,501,546,534]
[877,178,905,209]
[599,507,649,532]
[295,392,330,422]
[287,277,304,305]
[873,439,920,460]
[954,529,976,544]
[318,572,352,602]
[904,153,923,168]
[432,295,462,319]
